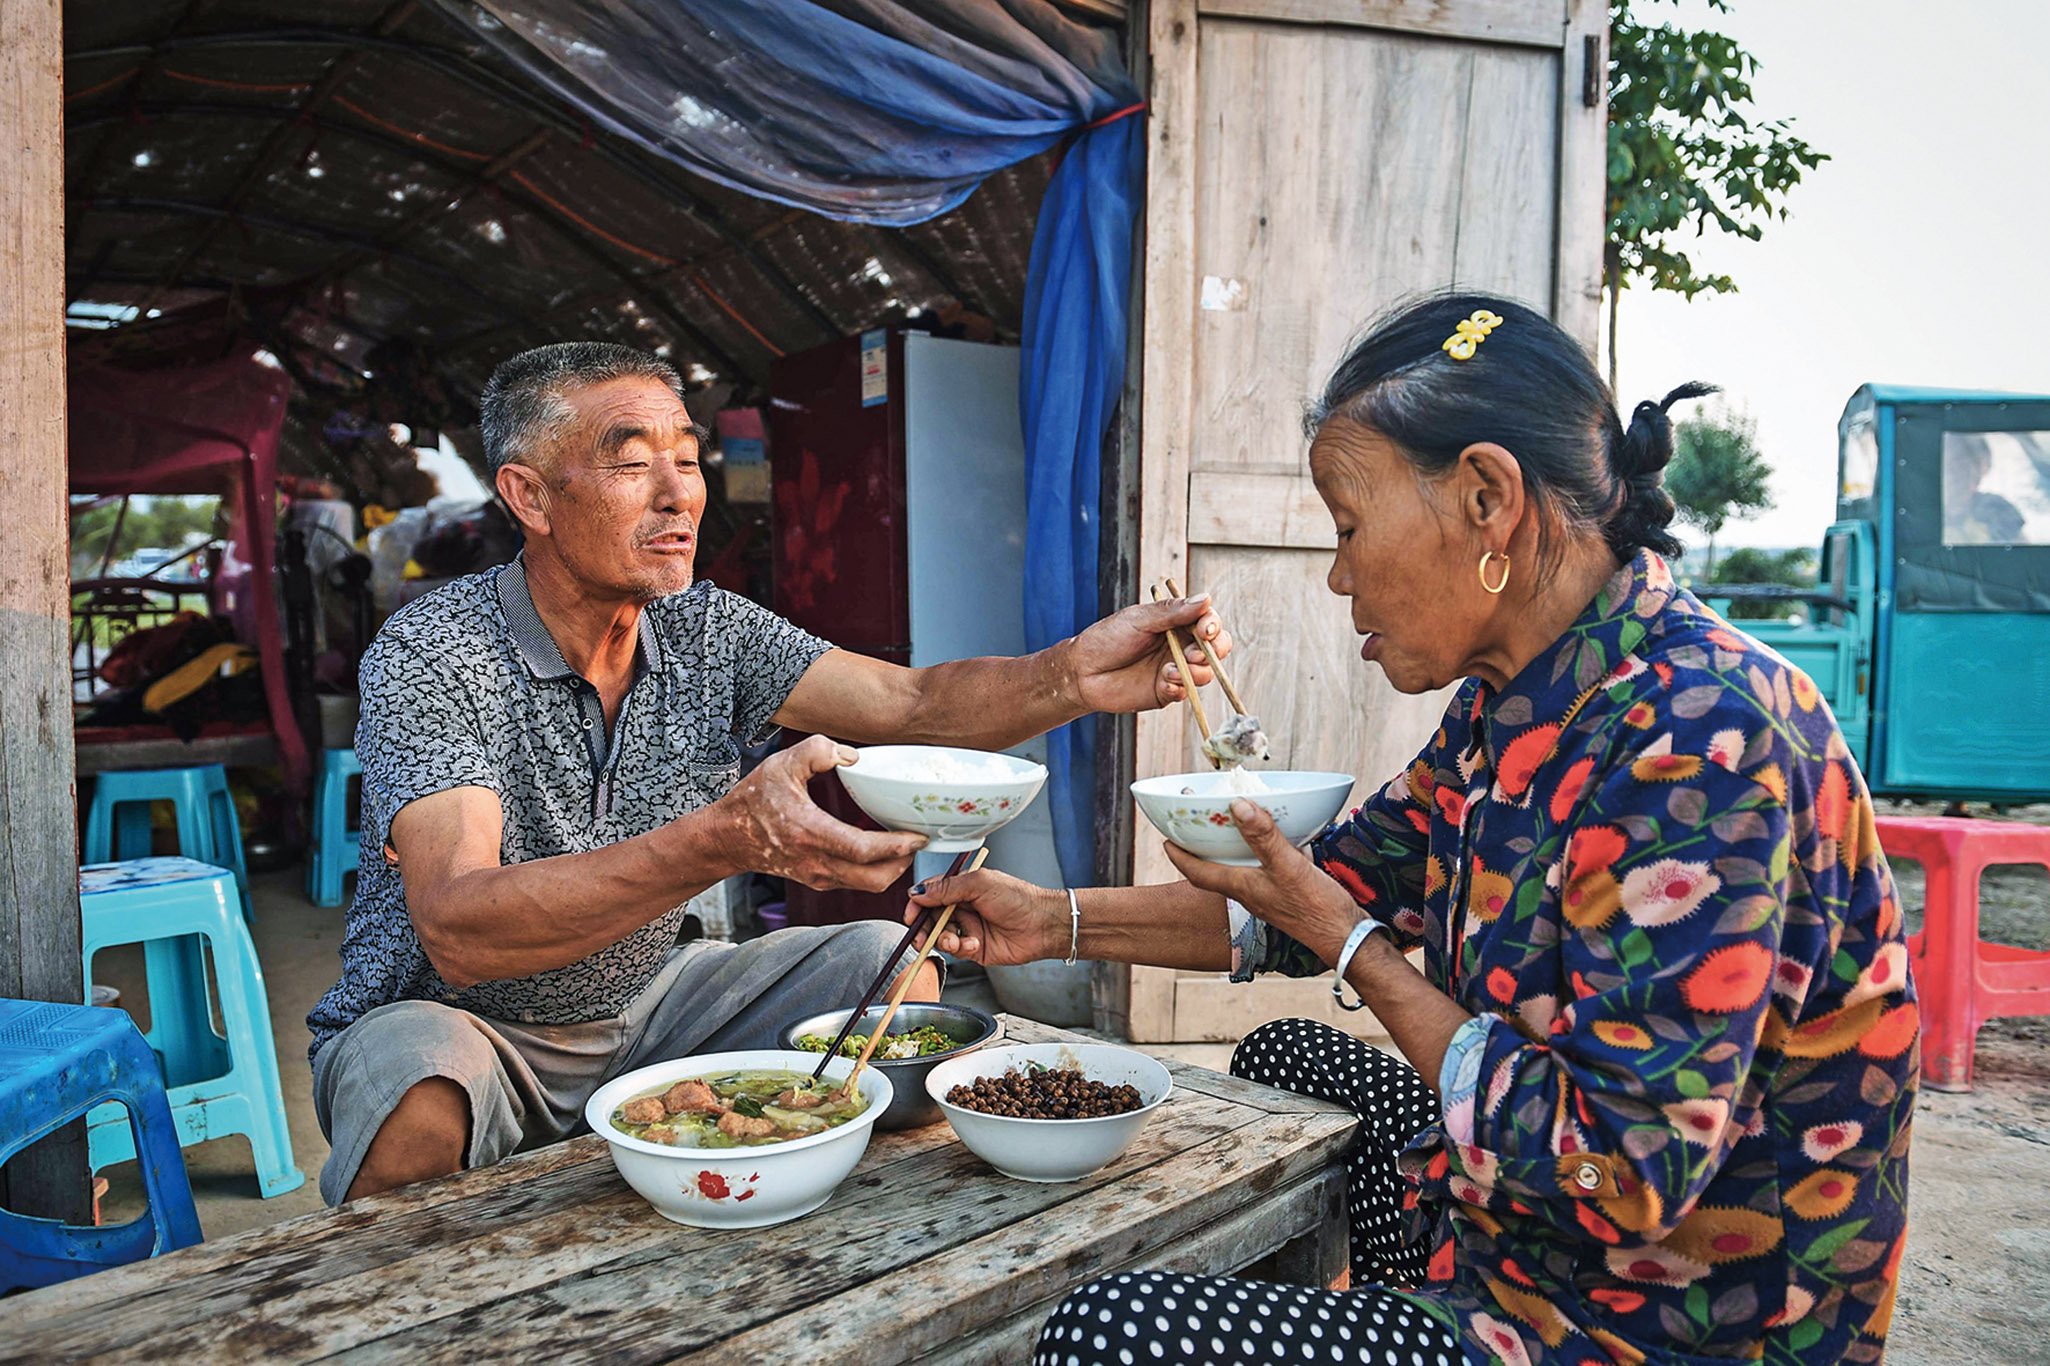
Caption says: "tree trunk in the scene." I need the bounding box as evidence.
[1705,532,1718,578]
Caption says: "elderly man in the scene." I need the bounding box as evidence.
[307,342,1226,1204]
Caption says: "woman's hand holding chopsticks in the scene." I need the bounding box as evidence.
[845,847,992,1090]
[904,866,1072,966]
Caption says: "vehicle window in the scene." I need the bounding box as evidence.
[1840,416,1878,501]
[1941,430,2050,546]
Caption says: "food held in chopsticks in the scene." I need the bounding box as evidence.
[609,1068,869,1147]
[1201,712,1271,767]
[1156,576,1266,770]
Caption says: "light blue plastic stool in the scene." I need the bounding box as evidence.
[306,748,362,907]
[82,765,252,923]
[78,858,304,1198]
[0,998,203,1291]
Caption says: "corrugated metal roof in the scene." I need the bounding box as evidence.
[62,0,1061,479]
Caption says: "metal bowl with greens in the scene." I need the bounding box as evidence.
[780,1001,1000,1130]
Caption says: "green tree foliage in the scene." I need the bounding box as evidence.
[70,495,223,580]
[1606,0,1828,380]
[1666,407,1773,573]
[1706,545,1816,619]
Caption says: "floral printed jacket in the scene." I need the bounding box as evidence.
[1269,552,1915,1366]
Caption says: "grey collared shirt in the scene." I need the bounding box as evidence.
[306,560,832,1059]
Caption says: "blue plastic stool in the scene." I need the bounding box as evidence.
[78,859,303,1198]
[82,765,252,923]
[306,748,362,907]
[0,998,203,1292]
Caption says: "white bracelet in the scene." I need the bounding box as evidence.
[1330,918,1383,1012]
[1064,888,1082,966]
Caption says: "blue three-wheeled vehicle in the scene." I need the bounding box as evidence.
[1708,385,2050,805]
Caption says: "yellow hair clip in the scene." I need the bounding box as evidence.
[1441,309,1505,361]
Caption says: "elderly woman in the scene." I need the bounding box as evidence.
[911,295,1914,1366]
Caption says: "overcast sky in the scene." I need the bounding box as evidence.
[1608,0,2050,551]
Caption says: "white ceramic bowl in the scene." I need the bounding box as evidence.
[925,1043,1172,1183]
[838,745,1047,852]
[585,1049,891,1228]
[1130,769,1355,866]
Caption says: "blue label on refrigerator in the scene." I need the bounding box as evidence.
[860,329,888,408]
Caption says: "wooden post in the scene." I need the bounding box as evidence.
[1091,0,1153,1034]
[0,0,89,1223]
[1553,0,1609,351]
[1119,0,1199,1040]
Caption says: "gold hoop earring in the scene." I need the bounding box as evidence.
[1479,551,1511,595]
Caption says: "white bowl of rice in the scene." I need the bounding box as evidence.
[1130,769,1355,866]
[838,745,1048,852]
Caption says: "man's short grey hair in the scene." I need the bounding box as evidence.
[479,342,690,475]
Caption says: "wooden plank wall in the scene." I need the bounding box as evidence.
[0,0,88,1219]
[1201,0,1565,47]
[1121,0,1604,1040]
[1106,0,1201,1039]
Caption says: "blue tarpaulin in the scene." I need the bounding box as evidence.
[450,0,1142,885]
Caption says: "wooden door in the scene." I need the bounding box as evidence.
[1105,0,1607,1040]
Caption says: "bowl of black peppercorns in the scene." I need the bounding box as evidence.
[924,1043,1172,1182]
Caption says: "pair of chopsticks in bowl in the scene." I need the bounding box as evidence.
[808,845,991,1092]
[1148,576,1252,771]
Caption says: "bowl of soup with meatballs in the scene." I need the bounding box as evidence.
[585,1049,893,1228]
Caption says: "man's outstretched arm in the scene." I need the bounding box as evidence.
[772,593,1231,750]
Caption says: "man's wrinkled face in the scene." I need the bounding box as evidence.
[538,376,706,601]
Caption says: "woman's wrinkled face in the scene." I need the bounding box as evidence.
[1310,418,1495,694]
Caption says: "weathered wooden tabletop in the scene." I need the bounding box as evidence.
[4,1018,1358,1365]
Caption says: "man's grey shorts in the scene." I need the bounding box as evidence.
[311,921,916,1205]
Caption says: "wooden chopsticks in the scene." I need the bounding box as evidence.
[842,846,991,1096]
[1150,580,1218,768]
[1165,576,1250,720]
[808,847,975,1082]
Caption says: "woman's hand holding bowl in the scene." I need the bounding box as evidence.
[1163,799,1363,966]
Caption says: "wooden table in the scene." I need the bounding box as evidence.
[5,1019,1358,1364]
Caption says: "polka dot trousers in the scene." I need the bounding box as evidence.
[1228,1017,1443,1288]
[1032,1020,1461,1366]
[1033,1270,1463,1366]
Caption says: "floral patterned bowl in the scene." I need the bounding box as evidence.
[1130,770,1356,867]
[838,745,1048,852]
[585,1049,891,1229]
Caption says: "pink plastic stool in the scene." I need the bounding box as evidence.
[1876,814,2050,1092]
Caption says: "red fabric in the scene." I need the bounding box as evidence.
[68,354,309,795]
[69,355,288,496]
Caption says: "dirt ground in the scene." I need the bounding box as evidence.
[83,800,2050,1362]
